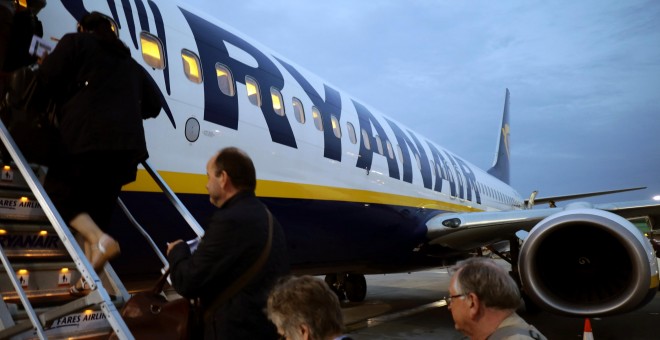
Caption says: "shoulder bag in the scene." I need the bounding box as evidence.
[109,208,274,339]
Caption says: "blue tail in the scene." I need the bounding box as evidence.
[487,89,511,184]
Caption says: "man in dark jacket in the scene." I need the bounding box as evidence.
[167,147,290,339]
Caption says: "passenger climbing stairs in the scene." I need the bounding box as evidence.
[0,118,204,339]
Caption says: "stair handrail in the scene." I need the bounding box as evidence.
[117,198,168,268]
[140,159,205,238]
[0,119,134,340]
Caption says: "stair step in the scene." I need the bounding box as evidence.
[0,163,47,191]
[0,223,70,261]
[2,288,80,307]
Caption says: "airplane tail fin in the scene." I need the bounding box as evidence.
[487,88,511,184]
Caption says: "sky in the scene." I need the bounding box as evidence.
[187,0,660,205]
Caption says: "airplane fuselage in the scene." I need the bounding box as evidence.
[42,0,523,275]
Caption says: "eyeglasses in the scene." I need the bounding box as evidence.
[445,293,466,305]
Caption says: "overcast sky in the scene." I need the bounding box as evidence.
[187,0,660,204]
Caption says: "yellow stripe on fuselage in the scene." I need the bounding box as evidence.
[122,169,480,213]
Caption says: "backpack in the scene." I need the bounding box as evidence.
[0,63,59,165]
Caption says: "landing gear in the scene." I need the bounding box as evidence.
[506,237,541,314]
[324,273,367,302]
[345,274,367,302]
[325,273,346,300]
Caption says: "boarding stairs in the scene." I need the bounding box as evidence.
[0,118,204,339]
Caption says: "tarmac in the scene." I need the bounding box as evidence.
[341,266,660,339]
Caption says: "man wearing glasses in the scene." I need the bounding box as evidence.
[446,258,546,340]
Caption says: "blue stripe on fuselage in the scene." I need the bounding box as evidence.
[114,191,461,276]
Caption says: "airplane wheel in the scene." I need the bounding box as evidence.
[325,274,346,300]
[345,274,367,302]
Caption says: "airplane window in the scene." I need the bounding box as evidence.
[375,135,383,155]
[215,63,235,96]
[346,122,357,144]
[386,140,394,159]
[312,106,323,131]
[361,129,371,150]
[436,163,442,177]
[181,49,202,84]
[330,115,341,138]
[293,97,305,123]
[415,153,421,170]
[397,145,404,164]
[140,32,165,69]
[245,76,261,106]
[271,87,285,116]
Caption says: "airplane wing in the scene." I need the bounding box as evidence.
[525,186,646,207]
[426,199,660,251]
[426,199,660,317]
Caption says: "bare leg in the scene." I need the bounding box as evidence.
[83,240,92,265]
[70,213,104,247]
[68,213,120,294]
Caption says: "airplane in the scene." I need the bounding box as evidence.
[8,0,660,322]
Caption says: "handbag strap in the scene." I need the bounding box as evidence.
[203,208,274,322]
[152,268,171,295]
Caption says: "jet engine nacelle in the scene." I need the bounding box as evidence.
[518,207,659,317]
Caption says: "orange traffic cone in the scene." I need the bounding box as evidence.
[583,318,594,340]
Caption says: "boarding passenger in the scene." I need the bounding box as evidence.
[37,12,161,295]
[0,0,14,96]
[167,147,290,339]
[447,257,546,340]
[267,275,353,340]
[2,0,46,72]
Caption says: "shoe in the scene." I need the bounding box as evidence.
[69,278,91,297]
[91,234,120,271]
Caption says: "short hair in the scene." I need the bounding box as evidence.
[450,257,521,310]
[213,147,256,192]
[27,0,46,10]
[79,12,113,35]
[267,275,344,340]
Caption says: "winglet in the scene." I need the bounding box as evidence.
[487,88,511,184]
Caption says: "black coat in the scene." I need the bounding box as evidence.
[38,32,160,158]
[168,191,290,339]
[2,8,42,72]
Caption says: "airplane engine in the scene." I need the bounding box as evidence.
[518,207,659,317]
